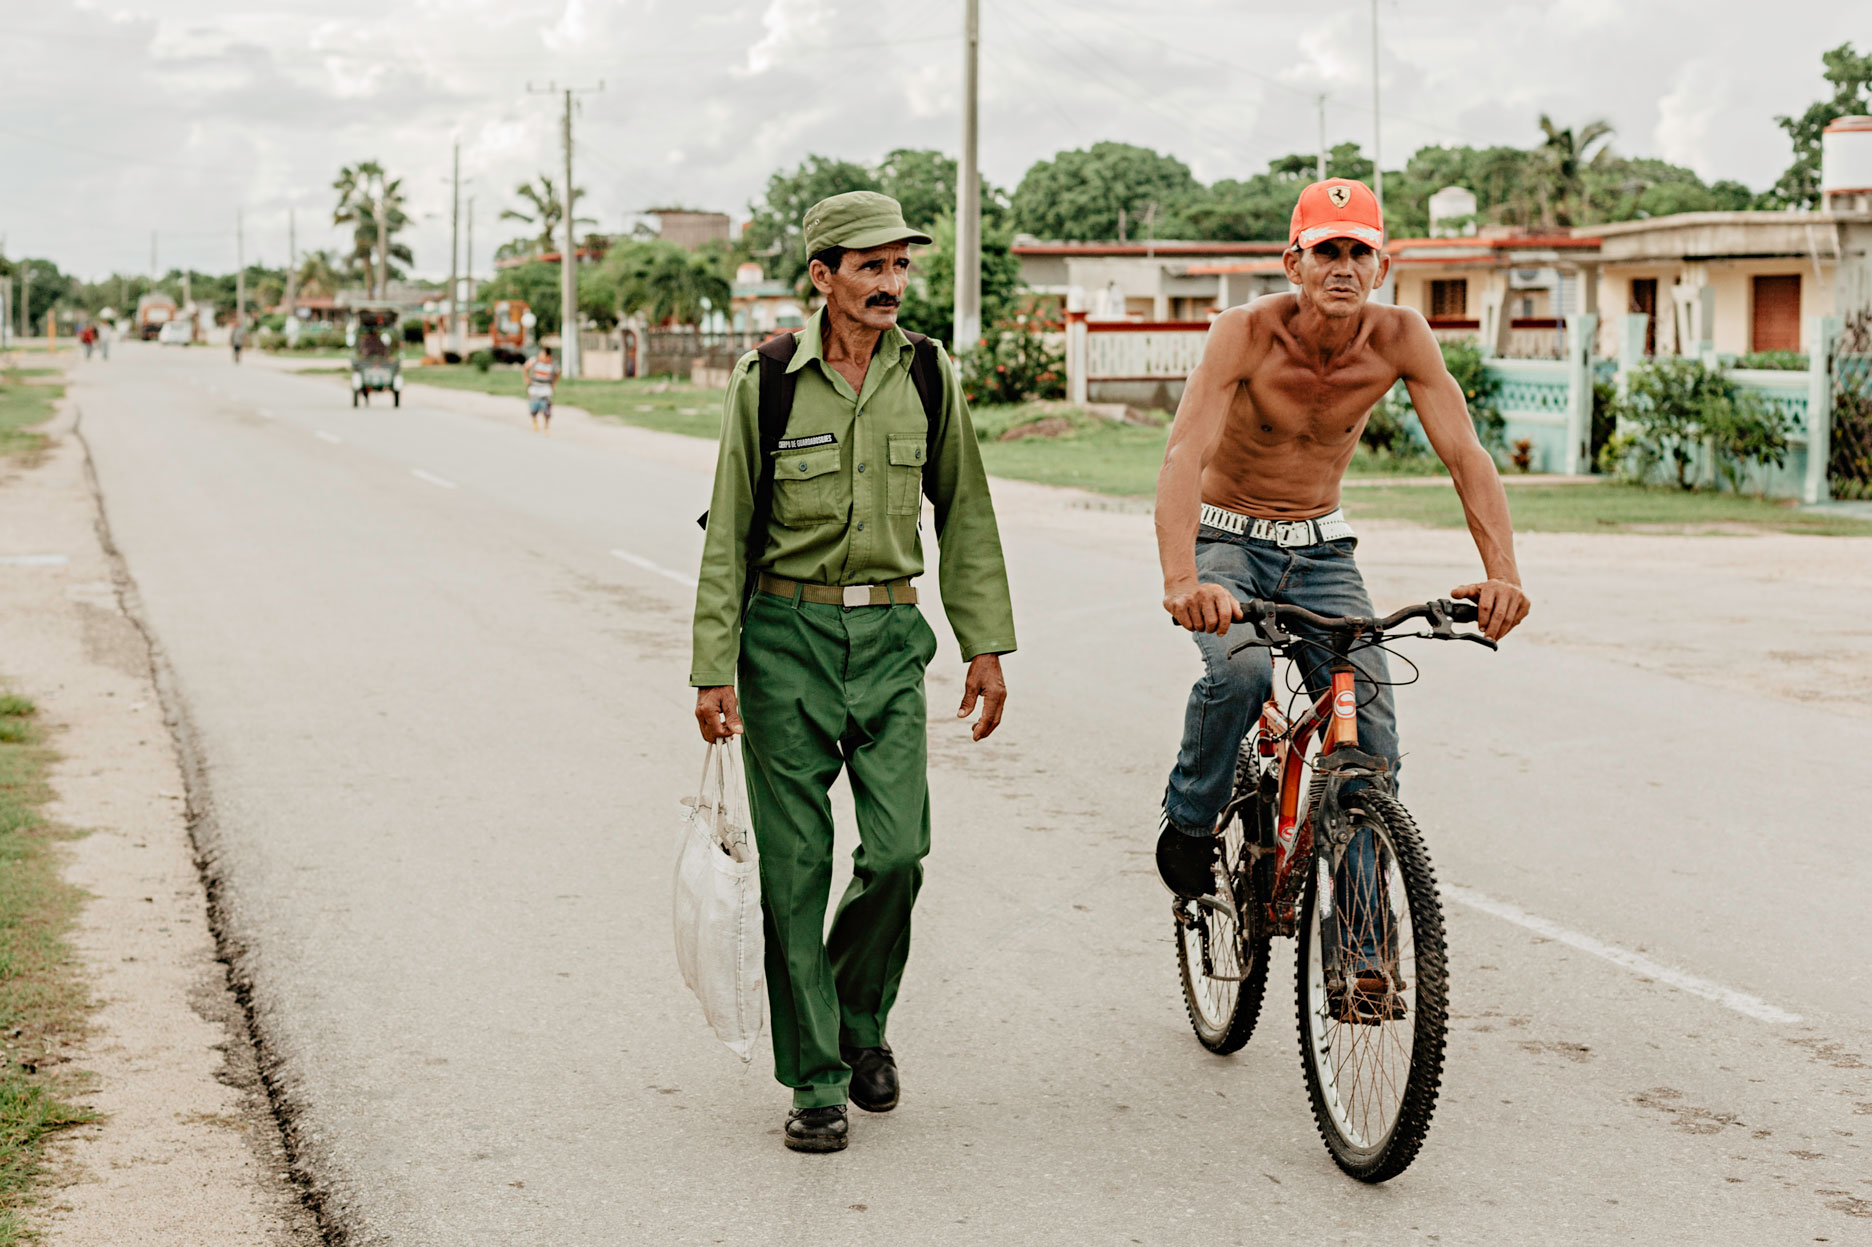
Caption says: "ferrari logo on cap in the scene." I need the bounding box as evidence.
[1328,185,1352,209]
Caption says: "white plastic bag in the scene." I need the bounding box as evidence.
[673,740,766,1061]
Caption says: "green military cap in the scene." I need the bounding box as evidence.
[802,191,932,257]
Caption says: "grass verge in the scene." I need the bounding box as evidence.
[0,694,94,1243]
[0,370,64,460]
[400,368,1871,535]
[1342,482,1872,536]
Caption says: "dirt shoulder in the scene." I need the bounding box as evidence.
[0,382,315,1243]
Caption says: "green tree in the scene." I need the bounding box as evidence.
[1537,115,1615,226]
[478,260,562,334]
[2,258,73,335]
[1768,42,1872,207]
[333,161,412,296]
[744,155,882,289]
[895,214,1022,347]
[1176,144,1374,242]
[293,249,344,300]
[499,175,594,256]
[1011,141,1200,241]
[590,239,732,328]
[874,147,1009,236]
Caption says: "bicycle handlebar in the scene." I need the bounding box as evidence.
[1172,595,1498,652]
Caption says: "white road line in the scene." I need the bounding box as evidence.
[610,549,697,588]
[410,468,458,490]
[1445,884,1802,1025]
[0,554,67,567]
[315,430,343,444]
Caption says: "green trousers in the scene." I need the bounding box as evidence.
[738,591,936,1109]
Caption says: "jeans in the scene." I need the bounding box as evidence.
[1164,529,1400,965]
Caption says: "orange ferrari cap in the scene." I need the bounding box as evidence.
[1289,179,1385,250]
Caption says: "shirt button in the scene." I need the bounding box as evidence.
[856,522,865,532]
[857,463,866,472]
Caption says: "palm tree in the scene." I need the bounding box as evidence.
[602,241,730,328]
[500,175,594,256]
[1536,116,1615,228]
[294,249,343,300]
[333,161,414,297]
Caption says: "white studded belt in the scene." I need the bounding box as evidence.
[1199,503,1354,547]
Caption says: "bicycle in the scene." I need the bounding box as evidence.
[1171,595,1496,1182]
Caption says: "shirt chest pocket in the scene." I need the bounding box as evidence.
[886,434,926,516]
[771,446,843,527]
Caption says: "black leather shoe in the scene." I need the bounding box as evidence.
[783,1105,849,1152]
[1157,821,1219,899]
[842,1046,899,1113]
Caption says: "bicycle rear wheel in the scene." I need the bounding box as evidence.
[1174,750,1271,1054]
[1295,788,1448,1182]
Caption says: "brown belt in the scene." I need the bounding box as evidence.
[756,573,916,607]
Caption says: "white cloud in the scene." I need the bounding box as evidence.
[2,0,1862,278]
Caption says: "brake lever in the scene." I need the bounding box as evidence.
[1458,632,1499,651]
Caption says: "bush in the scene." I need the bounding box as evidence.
[960,299,1065,406]
[469,348,494,373]
[1731,350,1807,371]
[1366,338,1502,458]
[1599,357,1793,492]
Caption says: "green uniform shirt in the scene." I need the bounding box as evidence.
[689,311,1016,686]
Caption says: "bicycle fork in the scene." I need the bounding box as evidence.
[1312,664,1389,1000]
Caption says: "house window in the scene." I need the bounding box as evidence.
[1429,279,1467,319]
[1750,275,1801,353]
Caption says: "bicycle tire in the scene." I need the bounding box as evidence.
[1295,788,1448,1182]
[1174,748,1272,1054]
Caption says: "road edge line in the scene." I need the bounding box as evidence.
[72,402,357,1246]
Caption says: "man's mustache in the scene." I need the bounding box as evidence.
[866,293,901,308]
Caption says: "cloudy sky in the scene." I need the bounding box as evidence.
[3,0,1861,280]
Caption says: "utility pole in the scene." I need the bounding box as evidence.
[1317,94,1329,181]
[465,196,475,321]
[150,230,157,284]
[1370,0,1383,216]
[375,168,389,301]
[236,207,246,344]
[448,139,462,354]
[285,209,298,323]
[953,0,981,356]
[530,82,603,378]
[20,268,32,339]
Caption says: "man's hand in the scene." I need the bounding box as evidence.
[958,654,1007,741]
[695,686,743,743]
[1451,578,1531,641]
[1164,580,1244,635]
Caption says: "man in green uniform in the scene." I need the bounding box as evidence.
[690,191,1016,1154]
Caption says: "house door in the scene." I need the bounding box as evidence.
[1630,278,1658,355]
[1750,275,1801,354]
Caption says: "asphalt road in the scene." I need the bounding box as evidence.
[74,343,1872,1245]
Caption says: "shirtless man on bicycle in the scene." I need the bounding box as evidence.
[1155,178,1532,899]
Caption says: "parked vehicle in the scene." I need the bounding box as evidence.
[157,319,191,346]
[136,293,178,341]
[346,307,404,407]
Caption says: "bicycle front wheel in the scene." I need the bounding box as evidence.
[1295,788,1448,1182]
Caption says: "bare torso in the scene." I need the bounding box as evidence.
[1201,294,1415,520]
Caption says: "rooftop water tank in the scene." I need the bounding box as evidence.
[1428,186,1478,237]
[1822,115,1872,211]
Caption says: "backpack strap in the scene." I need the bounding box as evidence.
[900,331,948,502]
[695,332,799,565]
[744,333,801,570]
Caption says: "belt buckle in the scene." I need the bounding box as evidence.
[1276,521,1311,547]
[843,585,871,608]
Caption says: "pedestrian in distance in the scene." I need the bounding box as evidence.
[1154,178,1532,919]
[691,190,1016,1154]
[96,319,110,361]
[79,324,96,359]
[230,321,244,364]
[525,345,559,432]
